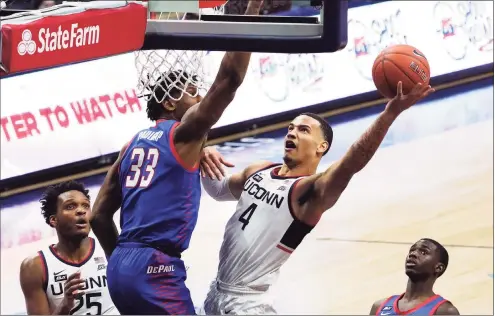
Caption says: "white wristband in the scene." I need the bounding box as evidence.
[201,175,237,201]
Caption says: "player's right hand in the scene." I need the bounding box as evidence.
[62,271,85,309]
[386,81,435,116]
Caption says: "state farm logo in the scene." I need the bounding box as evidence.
[17,30,36,56]
[16,23,100,56]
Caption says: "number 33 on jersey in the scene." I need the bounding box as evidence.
[124,147,159,188]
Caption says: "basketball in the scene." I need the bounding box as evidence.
[372,44,431,99]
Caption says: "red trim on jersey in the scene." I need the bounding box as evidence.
[286,178,319,229]
[247,163,281,179]
[37,251,48,290]
[155,119,167,126]
[429,299,448,315]
[393,293,441,315]
[287,178,304,222]
[118,135,138,176]
[270,166,311,180]
[48,238,95,268]
[276,244,293,254]
[168,122,199,172]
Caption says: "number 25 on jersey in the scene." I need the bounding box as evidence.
[125,148,159,188]
[70,293,102,315]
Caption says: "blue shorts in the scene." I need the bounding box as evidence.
[106,242,195,315]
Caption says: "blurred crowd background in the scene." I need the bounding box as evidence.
[2,0,380,12]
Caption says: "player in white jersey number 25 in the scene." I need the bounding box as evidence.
[19,181,118,315]
[199,82,435,314]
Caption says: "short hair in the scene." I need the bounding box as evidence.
[146,71,196,121]
[39,181,90,225]
[422,238,449,277]
[299,112,333,155]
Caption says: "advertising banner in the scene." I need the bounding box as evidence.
[1,1,146,74]
[1,1,493,180]
[1,83,493,315]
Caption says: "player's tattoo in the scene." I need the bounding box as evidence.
[342,110,397,173]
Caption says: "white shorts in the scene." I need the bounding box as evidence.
[201,281,277,315]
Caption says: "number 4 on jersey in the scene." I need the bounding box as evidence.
[238,203,257,230]
[125,148,159,188]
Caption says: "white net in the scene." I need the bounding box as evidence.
[135,2,226,104]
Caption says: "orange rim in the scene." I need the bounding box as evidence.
[199,0,226,8]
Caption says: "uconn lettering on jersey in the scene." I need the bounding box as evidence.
[50,275,107,296]
[137,130,164,142]
[243,173,284,209]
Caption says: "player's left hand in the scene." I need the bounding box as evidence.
[200,146,235,180]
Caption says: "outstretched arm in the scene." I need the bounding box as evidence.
[175,0,263,142]
[172,1,264,162]
[89,145,127,258]
[202,161,275,201]
[294,83,435,218]
[200,147,274,201]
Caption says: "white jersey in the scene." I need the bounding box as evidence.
[216,164,315,291]
[39,237,118,315]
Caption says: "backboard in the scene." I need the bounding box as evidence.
[142,0,348,53]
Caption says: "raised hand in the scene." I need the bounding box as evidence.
[386,81,435,116]
[61,271,85,311]
[200,146,235,180]
[245,0,264,15]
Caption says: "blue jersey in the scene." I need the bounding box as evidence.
[376,294,448,316]
[117,119,201,254]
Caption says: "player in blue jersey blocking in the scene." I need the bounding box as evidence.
[89,1,264,314]
[370,238,459,315]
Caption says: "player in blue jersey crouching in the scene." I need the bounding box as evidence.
[89,1,264,314]
[370,238,459,315]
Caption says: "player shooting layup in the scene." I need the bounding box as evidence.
[20,181,117,315]
[200,82,435,314]
[370,238,459,315]
[89,1,264,314]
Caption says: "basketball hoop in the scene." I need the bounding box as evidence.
[135,0,227,104]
